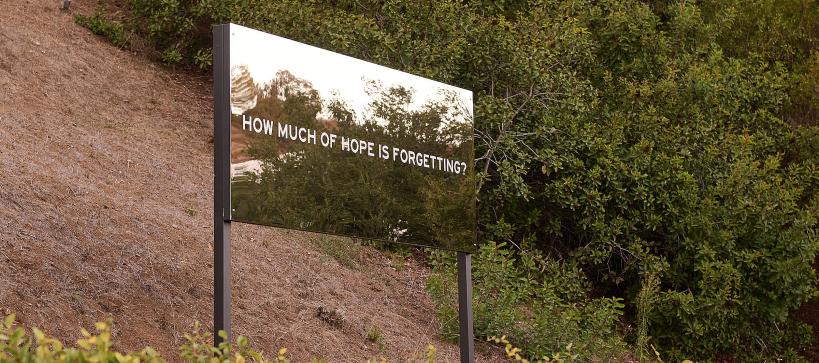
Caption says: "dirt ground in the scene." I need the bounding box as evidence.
[0,1,503,361]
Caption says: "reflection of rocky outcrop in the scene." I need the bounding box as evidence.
[231,65,257,114]
[272,70,316,101]
[231,159,263,178]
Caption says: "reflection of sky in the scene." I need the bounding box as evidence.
[229,24,473,124]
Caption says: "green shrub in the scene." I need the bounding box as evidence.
[0,314,294,363]
[74,10,127,47]
[161,47,183,64]
[0,315,160,362]
[0,314,445,363]
[427,242,628,362]
[488,335,579,363]
[193,48,213,69]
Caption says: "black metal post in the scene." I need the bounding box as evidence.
[457,252,475,363]
[214,219,231,344]
[213,24,232,345]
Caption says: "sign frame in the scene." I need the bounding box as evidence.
[212,23,474,362]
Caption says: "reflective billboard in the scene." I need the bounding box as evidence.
[216,24,476,252]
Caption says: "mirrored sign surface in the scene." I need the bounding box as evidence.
[225,24,475,252]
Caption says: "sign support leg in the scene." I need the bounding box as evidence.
[212,23,231,346]
[214,219,231,344]
[457,251,475,363]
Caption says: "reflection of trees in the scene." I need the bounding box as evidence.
[230,67,475,251]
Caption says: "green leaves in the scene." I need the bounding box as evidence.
[427,242,627,360]
[74,10,128,48]
[0,316,165,363]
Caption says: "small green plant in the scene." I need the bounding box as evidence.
[366,326,382,343]
[184,206,197,217]
[161,47,183,64]
[194,48,213,69]
[366,326,385,351]
[74,11,126,47]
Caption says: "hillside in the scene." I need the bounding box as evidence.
[0,1,502,361]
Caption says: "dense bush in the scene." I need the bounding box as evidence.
[427,242,628,361]
[77,0,819,361]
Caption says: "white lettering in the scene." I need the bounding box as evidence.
[366,141,375,157]
[298,127,307,143]
[278,122,288,138]
[262,119,273,135]
[400,149,409,163]
[320,132,330,147]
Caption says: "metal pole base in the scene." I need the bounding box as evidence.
[457,252,475,363]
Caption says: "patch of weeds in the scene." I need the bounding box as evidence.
[366,326,385,351]
[311,237,360,270]
[362,239,413,270]
[184,206,197,217]
[74,10,127,47]
[387,250,410,272]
